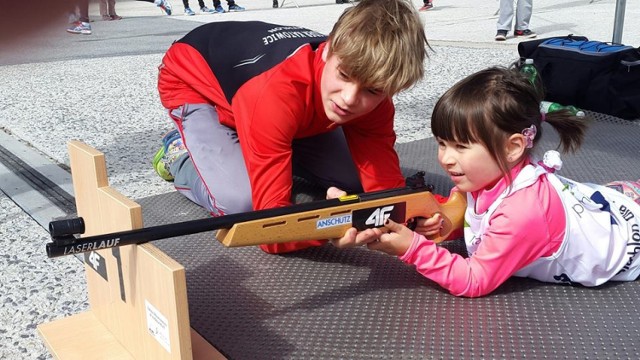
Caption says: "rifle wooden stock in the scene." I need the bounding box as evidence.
[45,187,466,258]
[217,190,466,246]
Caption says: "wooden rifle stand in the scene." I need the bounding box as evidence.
[37,141,225,360]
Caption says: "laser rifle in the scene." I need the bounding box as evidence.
[46,185,466,258]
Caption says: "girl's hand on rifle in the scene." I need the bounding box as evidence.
[412,213,444,238]
[367,219,414,256]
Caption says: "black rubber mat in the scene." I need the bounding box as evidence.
[147,113,640,359]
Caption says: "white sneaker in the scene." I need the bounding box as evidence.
[66,21,92,35]
[154,0,173,15]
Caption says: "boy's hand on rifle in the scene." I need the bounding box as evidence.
[331,227,385,249]
[326,186,347,199]
[412,213,444,238]
[328,186,384,248]
[367,219,414,256]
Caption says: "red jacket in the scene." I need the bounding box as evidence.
[158,21,406,253]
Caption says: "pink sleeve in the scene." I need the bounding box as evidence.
[399,185,565,297]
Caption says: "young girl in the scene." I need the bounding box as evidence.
[335,66,640,297]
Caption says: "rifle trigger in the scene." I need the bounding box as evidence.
[406,217,418,231]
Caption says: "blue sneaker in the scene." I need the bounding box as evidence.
[228,4,245,11]
[200,6,215,13]
[184,7,195,15]
[213,5,226,13]
[152,130,187,182]
[155,0,172,15]
[66,21,92,35]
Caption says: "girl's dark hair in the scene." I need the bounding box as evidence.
[431,66,588,182]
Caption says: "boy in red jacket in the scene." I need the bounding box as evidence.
[153,0,436,253]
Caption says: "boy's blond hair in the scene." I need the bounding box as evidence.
[327,0,428,96]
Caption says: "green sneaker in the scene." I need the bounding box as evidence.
[152,129,187,182]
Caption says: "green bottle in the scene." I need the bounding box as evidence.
[521,58,538,86]
[540,101,586,118]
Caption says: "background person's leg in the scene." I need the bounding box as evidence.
[99,0,108,18]
[515,0,533,31]
[496,0,514,31]
[77,0,90,22]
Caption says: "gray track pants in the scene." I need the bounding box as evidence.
[168,103,362,216]
[497,0,533,31]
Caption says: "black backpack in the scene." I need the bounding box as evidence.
[518,35,640,120]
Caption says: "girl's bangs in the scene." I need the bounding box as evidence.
[432,100,483,144]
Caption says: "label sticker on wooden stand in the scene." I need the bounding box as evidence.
[145,300,171,353]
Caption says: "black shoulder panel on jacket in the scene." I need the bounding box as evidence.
[177,21,327,103]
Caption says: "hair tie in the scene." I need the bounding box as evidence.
[522,124,537,149]
[540,112,546,123]
[538,150,562,173]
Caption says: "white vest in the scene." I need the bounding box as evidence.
[465,160,640,286]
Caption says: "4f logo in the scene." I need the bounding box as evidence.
[365,206,394,227]
[88,251,101,270]
[352,203,407,230]
[84,251,108,281]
